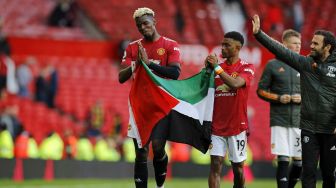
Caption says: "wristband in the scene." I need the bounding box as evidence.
[214,65,224,75]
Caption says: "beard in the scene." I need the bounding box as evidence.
[309,50,323,61]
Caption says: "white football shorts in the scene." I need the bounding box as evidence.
[209,131,247,163]
[271,126,302,157]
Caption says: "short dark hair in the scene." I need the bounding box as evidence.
[282,29,301,42]
[224,31,244,46]
[314,30,336,53]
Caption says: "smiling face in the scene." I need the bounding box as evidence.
[135,15,156,40]
[310,35,326,60]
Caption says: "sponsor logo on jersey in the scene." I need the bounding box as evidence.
[326,66,336,77]
[157,48,165,56]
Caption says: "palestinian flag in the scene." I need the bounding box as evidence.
[128,62,215,154]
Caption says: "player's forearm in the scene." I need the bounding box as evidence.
[148,63,180,80]
[218,72,245,89]
[257,89,280,103]
[118,66,133,83]
[254,31,307,71]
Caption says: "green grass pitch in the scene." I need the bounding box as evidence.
[0,178,323,188]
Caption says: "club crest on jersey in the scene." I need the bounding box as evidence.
[303,136,309,143]
[231,72,238,78]
[157,48,165,56]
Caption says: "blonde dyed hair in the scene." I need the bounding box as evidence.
[133,7,155,19]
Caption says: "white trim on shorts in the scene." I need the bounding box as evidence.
[209,131,247,163]
[271,126,302,157]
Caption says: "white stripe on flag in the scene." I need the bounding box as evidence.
[173,88,215,124]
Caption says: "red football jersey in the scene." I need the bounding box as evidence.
[121,36,181,76]
[212,59,255,136]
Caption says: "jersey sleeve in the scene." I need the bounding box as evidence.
[239,64,255,87]
[121,44,133,67]
[167,41,181,65]
[257,62,280,102]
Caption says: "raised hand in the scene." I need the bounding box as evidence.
[252,14,260,34]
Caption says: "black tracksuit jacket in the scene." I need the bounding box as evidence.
[257,59,301,128]
[255,30,336,134]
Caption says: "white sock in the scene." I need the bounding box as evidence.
[156,185,164,188]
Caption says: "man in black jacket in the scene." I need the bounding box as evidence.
[257,29,302,188]
[252,15,336,188]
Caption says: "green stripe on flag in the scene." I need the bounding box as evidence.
[142,61,215,105]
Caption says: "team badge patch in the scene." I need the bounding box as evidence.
[209,144,213,149]
[128,124,131,130]
[231,72,238,78]
[157,48,165,56]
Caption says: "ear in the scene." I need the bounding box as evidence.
[324,44,331,53]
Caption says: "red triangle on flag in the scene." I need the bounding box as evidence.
[129,65,179,146]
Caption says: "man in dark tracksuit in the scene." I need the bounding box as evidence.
[257,29,302,188]
[252,15,336,188]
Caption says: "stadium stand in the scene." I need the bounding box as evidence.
[0,0,87,39]
[77,0,223,45]
[243,0,335,50]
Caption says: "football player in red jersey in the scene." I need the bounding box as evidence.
[205,31,255,188]
[118,7,181,188]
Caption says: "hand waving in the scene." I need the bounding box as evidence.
[252,15,260,34]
